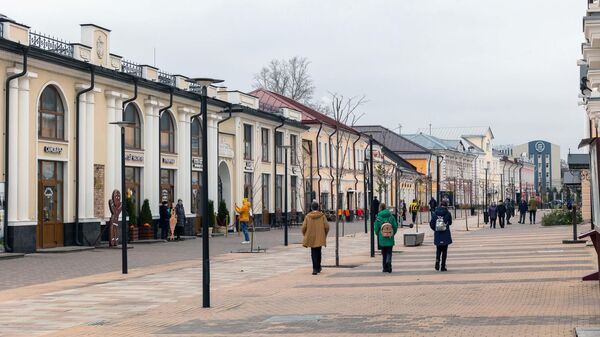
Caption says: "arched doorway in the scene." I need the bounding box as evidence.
[218,162,232,227]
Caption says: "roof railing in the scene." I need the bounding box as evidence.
[121,59,142,77]
[29,31,74,57]
[158,70,175,86]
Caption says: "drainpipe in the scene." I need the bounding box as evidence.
[315,123,323,204]
[158,88,173,207]
[3,47,28,252]
[74,66,95,246]
[328,127,338,210]
[352,134,361,210]
[273,118,285,215]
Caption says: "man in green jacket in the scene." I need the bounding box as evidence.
[528,197,538,224]
[374,203,399,273]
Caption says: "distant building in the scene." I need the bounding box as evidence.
[513,141,561,196]
[494,144,514,157]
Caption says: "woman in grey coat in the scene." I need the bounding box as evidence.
[175,199,186,241]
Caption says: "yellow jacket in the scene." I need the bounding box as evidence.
[236,200,251,222]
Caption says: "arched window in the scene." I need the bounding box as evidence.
[124,104,142,149]
[160,112,175,153]
[38,86,65,140]
[191,118,202,156]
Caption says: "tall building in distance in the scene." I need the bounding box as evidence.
[513,141,561,194]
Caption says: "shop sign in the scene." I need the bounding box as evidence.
[193,158,203,170]
[125,153,144,162]
[44,146,63,154]
[162,157,176,165]
[244,160,254,172]
[219,143,234,158]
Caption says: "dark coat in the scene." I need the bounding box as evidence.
[518,201,528,213]
[429,207,452,246]
[488,205,498,219]
[371,198,380,218]
[429,198,438,210]
[175,204,185,228]
[497,204,506,217]
[159,204,170,228]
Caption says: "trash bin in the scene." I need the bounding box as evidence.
[483,211,489,224]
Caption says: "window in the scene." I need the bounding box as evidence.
[244,172,253,201]
[324,144,329,167]
[160,112,175,153]
[275,175,283,211]
[191,171,201,214]
[290,134,298,165]
[261,128,269,162]
[244,124,252,160]
[275,131,283,164]
[38,86,65,140]
[191,118,202,157]
[125,166,141,212]
[123,104,142,149]
[160,169,175,205]
[291,176,298,211]
[320,193,329,211]
[262,174,270,212]
[318,142,323,167]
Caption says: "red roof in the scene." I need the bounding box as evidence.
[249,88,358,134]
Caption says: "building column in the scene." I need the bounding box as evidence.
[104,91,120,213]
[7,70,19,223]
[207,113,220,204]
[17,76,31,221]
[85,91,97,219]
[77,86,88,219]
[177,109,191,212]
[144,97,159,217]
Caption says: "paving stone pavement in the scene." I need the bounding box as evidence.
[3,212,598,336]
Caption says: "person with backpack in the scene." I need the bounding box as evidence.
[409,199,419,225]
[518,199,528,224]
[488,202,498,229]
[429,198,453,271]
[302,201,330,275]
[374,203,398,273]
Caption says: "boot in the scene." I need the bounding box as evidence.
[435,260,440,271]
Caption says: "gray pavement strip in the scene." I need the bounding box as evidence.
[264,315,322,323]
[360,259,593,269]
[326,266,595,277]
[295,276,579,288]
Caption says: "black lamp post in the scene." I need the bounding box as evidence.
[188,78,223,309]
[369,137,374,258]
[109,120,135,274]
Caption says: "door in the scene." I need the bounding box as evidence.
[38,161,64,249]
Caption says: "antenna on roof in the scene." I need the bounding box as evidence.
[429,123,432,135]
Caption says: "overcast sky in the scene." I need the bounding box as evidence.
[4,0,587,158]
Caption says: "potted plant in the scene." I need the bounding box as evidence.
[216,200,229,233]
[138,199,154,240]
[126,196,138,241]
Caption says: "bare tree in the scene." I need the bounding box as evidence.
[253,56,315,103]
[328,93,366,267]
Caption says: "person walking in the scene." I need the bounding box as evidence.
[430,198,452,271]
[518,199,528,224]
[429,197,438,217]
[175,199,185,241]
[235,198,251,244]
[159,200,170,240]
[409,199,419,225]
[374,203,398,273]
[488,202,498,229]
[528,197,538,224]
[302,201,330,275]
[371,196,380,222]
[505,198,513,225]
[497,200,506,228]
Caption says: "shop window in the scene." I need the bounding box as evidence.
[291,176,298,211]
[38,86,65,140]
[124,104,142,149]
[125,166,141,212]
[191,118,202,157]
[160,169,175,205]
[191,171,201,214]
[160,112,176,153]
[244,172,253,202]
[262,173,270,212]
[275,174,283,211]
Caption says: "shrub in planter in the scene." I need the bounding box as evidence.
[542,209,582,226]
[138,199,154,240]
[125,196,137,227]
[217,200,229,227]
[207,200,216,228]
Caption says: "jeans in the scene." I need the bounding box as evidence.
[529,211,537,224]
[499,216,505,228]
[311,247,322,272]
[411,212,417,224]
[381,246,393,272]
[436,245,448,268]
[519,212,526,223]
[160,226,169,240]
[240,221,250,241]
[490,218,496,228]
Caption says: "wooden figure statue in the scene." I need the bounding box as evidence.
[108,190,122,247]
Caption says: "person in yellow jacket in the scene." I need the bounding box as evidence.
[409,199,419,224]
[235,198,251,244]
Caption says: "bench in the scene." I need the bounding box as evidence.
[578,229,600,282]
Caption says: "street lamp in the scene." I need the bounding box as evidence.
[109,120,135,274]
[282,144,291,246]
[188,77,223,309]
